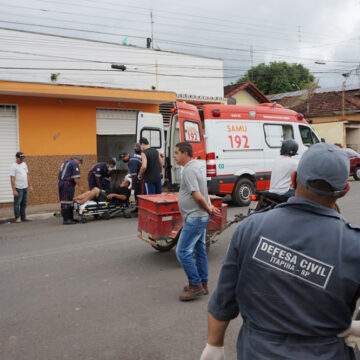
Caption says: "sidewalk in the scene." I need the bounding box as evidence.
[0,203,59,224]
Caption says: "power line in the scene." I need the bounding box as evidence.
[1,23,358,71]
[23,0,353,43]
[2,27,357,79]
[1,2,358,49]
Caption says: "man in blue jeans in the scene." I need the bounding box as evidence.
[174,142,220,301]
[10,152,33,223]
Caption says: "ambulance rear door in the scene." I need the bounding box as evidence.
[136,112,165,180]
[167,102,206,187]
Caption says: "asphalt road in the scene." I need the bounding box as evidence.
[0,181,359,360]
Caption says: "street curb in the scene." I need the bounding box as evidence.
[0,211,58,224]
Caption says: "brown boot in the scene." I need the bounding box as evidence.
[179,284,205,301]
[184,282,208,295]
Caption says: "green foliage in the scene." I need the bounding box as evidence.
[237,62,315,95]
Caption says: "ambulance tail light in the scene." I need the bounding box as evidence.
[250,194,258,201]
[207,164,217,177]
[206,152,216,177]
[206,152,215,160]
[212,109,221,117]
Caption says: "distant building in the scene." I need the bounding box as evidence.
[270,85,360,152]
[224,81,269,105]
[0,28,224,205]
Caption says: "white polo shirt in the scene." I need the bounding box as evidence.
[10,162,28,189]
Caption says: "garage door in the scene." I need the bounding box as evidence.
[0,105,18,203]
[96,108,138,135]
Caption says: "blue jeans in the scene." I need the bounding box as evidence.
[176,215,210,286]
[14,187,28,220]
[145,180,162,195]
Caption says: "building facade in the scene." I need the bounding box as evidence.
[270,85,360,152]
[224,81,269,105]
[0,29,224,206]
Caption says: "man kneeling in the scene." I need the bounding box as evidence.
[74,179,130,205]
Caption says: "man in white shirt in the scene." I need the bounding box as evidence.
[10,152,33,223]
[269,139,299,197]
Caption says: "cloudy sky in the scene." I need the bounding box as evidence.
[1,0,360,88]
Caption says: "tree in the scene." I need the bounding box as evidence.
[236,62,315,95]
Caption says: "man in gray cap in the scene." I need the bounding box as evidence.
[10,152,33,222]
[201,143,360,360]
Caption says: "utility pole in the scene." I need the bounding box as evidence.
[150,10,154,49]
[342,80,346,122]
[342,72,350,121]
[250,45,254,81]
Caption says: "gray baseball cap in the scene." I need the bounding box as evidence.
[297,142,350,197]
[73,155,83,164]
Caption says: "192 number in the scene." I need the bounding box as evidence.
[186,131,198,141]
[228,135,249,149]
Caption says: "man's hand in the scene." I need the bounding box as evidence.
[338,321,360,347]
[210,205,221,217]
[137,174,142,180]
[29,185,33,193]
[107,194,115,199]
[13,189,18,197]
[200,344,224,360]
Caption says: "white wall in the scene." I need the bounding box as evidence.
[0,29,224,100]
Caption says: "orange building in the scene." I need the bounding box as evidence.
[0,80,176,206]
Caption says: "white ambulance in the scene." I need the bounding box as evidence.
[166,102,320,206]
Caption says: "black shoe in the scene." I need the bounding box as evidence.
[63,219,77,225]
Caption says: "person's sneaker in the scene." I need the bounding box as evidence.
[15,218,21,223]
[179,284,205,301]
[184,282,208,295]
[21,218,32,222]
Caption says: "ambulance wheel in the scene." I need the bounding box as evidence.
[151,235,178,252]
[232,178,255,206]
[80,217,87,224]
[354,166,360,181]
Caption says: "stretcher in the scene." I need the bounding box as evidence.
[74,200,133,223]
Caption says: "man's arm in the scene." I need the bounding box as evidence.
[206,312,230,346]
[138,153,147,180]
[74,178,84,193]
[158,152,163,171]
[200,314,228,360]
[107,193,127,200]
[27,174,33,193]
[10,176,18,197]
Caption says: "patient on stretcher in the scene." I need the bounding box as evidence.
[74,179,131,206]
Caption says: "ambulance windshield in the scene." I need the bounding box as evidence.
[299,125,319,147]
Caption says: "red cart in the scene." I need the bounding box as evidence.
[137,193,243,251]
